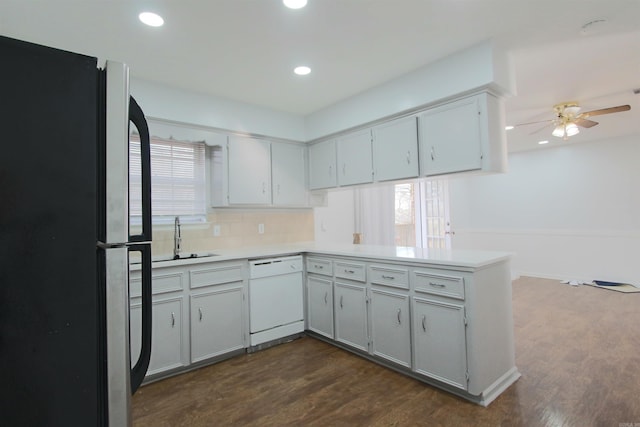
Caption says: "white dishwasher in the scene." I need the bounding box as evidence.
[249,255,304,346]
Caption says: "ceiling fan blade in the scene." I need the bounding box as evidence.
[579,104,630,118]
[529,122,553,135]
[513,119,555,128]
[574,118,599,128]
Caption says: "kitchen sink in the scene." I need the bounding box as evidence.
[153,252,219,263]
[130,252,219,265]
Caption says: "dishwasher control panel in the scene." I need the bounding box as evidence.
[249,255,303,279]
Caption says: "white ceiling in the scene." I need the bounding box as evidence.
[1,0,639,151]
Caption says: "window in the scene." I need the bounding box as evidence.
[130,134,207,224]
[394,180,450,249]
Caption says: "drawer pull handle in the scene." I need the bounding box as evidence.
[344,269,355,274]
[340,295,344,309]
[382,275,395,280]
[429,282,446,288]
[422,315,427,332]
[397,308,402,325]
[314,264,323,269]
[171,312,175,327]
[199,308,203,321]
[324,292,328,305]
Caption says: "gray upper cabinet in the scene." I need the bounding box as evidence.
[337,129,373,186]
[372,116,419,182]
[227,135,272,205]
[308,139,337,190]
[271,142,307,206]
[418,91,506,177]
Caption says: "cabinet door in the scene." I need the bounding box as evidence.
[337,129,373,186]
[372,117,419,182]
[130,297,185,376]
[370,289,411,368]
[307,276,334,339]
[191,285,245,363]
[419,95,482,176]
[308,140,337,190]
[228,136,271,204]
[271,143,307,206]
[334,281,368,352]
[412,297,468,390]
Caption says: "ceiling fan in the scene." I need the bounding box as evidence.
[515,102,631,140]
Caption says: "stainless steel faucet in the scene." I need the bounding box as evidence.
[173,216,182,259]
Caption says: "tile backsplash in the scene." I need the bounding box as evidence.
[151,209,314,256]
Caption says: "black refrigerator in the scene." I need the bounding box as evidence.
[0,35,153,426]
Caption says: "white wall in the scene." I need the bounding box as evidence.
[313,189,356,244]
[130,78,306,141]
[304,40,514,141]
[130,41,513,145]
[449,134,640,284]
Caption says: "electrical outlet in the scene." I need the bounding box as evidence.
[213,225,221,237]
[258,223,265,234]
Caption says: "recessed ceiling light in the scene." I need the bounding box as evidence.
[294,66,311,76]
[538,140,549,145]
[139,12,164,27]
[283,0,308,9]
[505,125,514,131]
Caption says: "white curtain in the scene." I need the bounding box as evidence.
[355,184,395,246]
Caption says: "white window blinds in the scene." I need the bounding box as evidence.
[130,135,206,221]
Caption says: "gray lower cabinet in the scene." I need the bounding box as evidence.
[334,281,368,352]
[306,276,334,339]
[412,297,467,390]
[190,284,245,363]
[369,288,411,368]
[129,266,187,377]
[130,296,185,376]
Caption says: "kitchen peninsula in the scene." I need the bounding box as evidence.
[130,243,519,406]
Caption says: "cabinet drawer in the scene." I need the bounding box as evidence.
[190,263,244,289]
[335,261,366,282]
[130,269,185,297]
[369,265,409,290]
[413,270,465,300]
[306,257,333,276]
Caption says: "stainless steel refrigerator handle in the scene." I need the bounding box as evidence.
[130,244,152,393]
[128,96,152,244]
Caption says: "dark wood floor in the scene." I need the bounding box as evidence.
[132,277,640,426]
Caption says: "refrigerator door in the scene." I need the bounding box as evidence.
[103,61,153,426]
[0,35,105,426]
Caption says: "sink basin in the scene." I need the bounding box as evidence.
[130,252,219,265]
[153,252,219,263]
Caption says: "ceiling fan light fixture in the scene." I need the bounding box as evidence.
[565,123,580,136]
[552,125,565,138]
[564,106,581,117]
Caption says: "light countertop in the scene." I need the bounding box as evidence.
[130,242,510,271]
